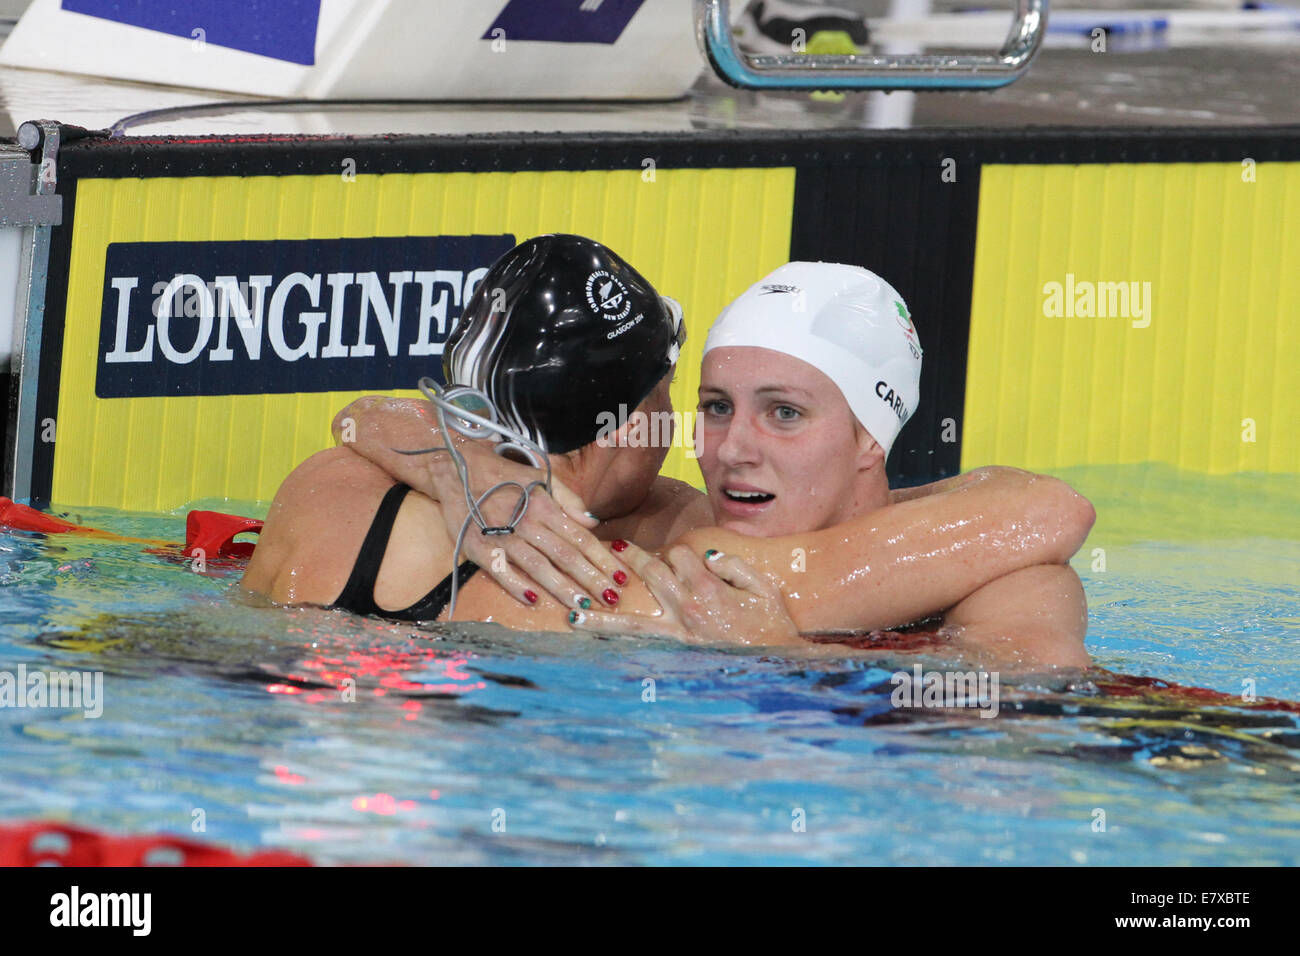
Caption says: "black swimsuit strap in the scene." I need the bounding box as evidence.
[400,559,480,623]
[332,483,481,623]
[333,483,412,617]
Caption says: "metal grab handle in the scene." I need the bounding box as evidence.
[697,0,1047,91]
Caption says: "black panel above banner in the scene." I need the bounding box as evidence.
[789,161,981,487]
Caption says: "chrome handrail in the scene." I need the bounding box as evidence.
[697,0,1047,90]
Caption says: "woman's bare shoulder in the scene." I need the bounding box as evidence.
[279,446,394,493]
[242,447,400,603]
[599,477,710,550]
[654,478,714,537]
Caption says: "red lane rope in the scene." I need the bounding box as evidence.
[0,498,262,558]
[0,497,87,534]
[0,821,312,867]
[1090,669,1300,715]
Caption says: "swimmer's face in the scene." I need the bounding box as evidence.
[696,347,878,537]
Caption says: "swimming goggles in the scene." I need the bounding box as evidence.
[389,378,552,619]
[663,295,686,366]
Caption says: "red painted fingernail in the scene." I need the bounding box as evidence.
[611,540,629,553]
[612,570,628,586]
[524,590,538,604]
[602,588,619,606]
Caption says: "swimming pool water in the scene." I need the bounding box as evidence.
[1,463,1297,865]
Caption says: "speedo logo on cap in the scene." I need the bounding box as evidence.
[876,380,909,421]
[585,270,631,322]
[759,283,799,295]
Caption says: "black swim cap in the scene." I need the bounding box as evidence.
[443,234,683,455]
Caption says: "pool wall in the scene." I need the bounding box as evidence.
[4,124,1299,510]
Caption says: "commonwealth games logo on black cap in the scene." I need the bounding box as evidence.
[585,270,632,322]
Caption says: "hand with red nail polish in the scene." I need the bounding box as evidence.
[567,542,801,648]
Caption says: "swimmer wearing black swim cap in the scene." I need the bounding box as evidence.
[444,234,685,454]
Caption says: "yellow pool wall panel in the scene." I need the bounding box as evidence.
[963,161,1300,475]
[53,167,796,511]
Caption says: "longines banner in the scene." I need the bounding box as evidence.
[95,235,515,398]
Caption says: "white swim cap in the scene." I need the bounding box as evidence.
[702,262,922,457]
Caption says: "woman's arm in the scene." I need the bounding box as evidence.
[332,396,599,519]
[330,395,627,608]
[332,397,462,495]
[570,535,1091,672]
[888,470,980,504]
[672,467,1095,633]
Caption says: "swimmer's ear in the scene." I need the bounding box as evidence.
[853,422,886,472]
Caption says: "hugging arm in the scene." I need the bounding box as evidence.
[331,397,447,486]
[671,467,1095,634]
[886,471,970,504]
[331,398,595,512]
[331,396,628,607]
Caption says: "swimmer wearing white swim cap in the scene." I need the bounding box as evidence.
[697,262,922,537]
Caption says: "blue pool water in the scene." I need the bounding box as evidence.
[1,464,1297,865]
